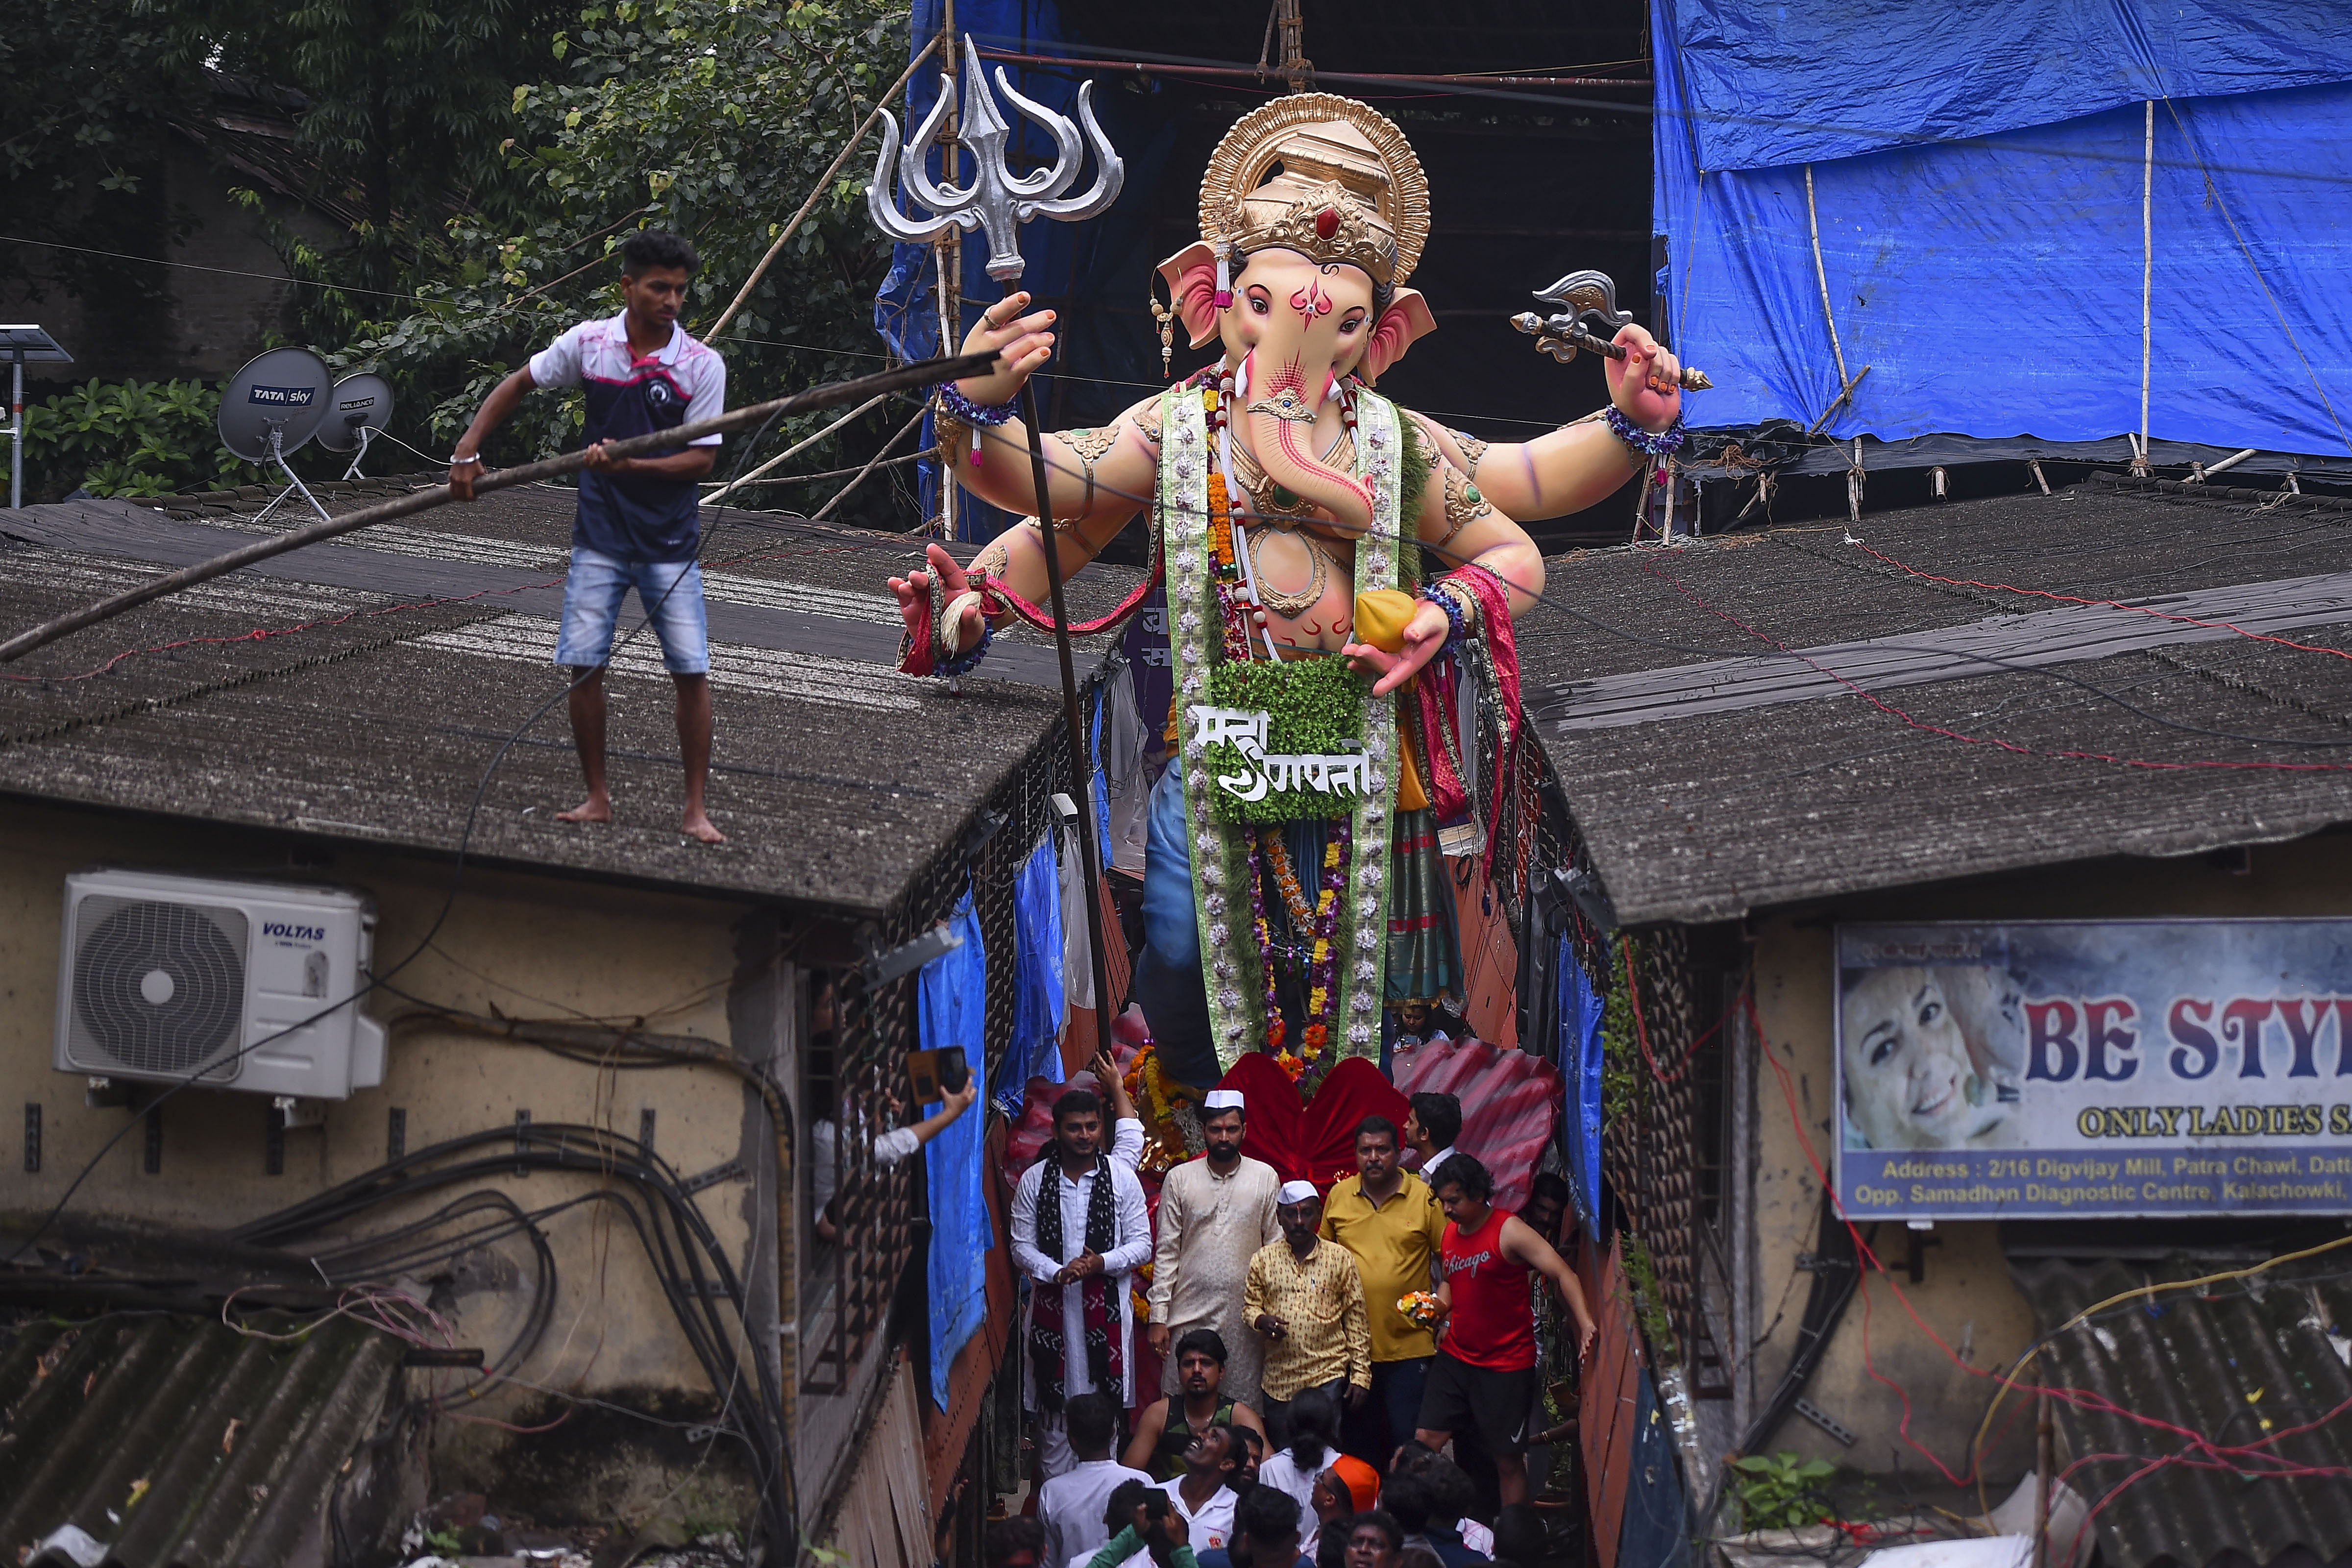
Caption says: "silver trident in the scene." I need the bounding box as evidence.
[866,35,1124,282]
[865,35,1125,1066]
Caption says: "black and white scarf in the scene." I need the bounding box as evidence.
[1030,1150,1122,1412]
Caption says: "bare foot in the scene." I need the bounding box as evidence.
[682,809,725,845]
[556,795,612,825]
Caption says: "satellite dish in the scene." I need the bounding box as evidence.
[217,346,333,462]
[315,373,394,453]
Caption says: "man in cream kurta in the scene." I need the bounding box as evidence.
[1146,1089,1281,1410]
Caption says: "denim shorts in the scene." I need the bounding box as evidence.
[555,546,710,675]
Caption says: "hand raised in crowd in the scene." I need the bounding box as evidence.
[1093,1049,1138,1119]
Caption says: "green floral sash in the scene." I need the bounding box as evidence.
[1159,383,1402,1072]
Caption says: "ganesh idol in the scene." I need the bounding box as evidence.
[890,93,1686,1099]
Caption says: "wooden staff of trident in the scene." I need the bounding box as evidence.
[868,36,1126,1051]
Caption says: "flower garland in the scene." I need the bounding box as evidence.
[1259,830,1316,927]
[1246,818,1349,1078]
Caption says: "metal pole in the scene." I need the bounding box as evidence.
[2033,1386,2054,1568]
[938,0,961,542]
[1010,306,1115,1052]
[10,350,22,510]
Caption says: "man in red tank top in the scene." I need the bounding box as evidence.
[1413,1154,1597,1506]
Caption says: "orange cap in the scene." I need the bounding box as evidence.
[1328,1455,1380,1515]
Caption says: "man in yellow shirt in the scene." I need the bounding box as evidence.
[1316,1114,1446,1462]
[1245,1181,1372,1444]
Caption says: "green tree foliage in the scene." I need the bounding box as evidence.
[320,0,913,507]
[0,1,202,322]
[4,380,266,500]
[188,0,579,291]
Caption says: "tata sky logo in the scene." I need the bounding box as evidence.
[262,921,327,941]
[249,384,318,407]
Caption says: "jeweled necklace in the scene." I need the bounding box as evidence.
[1245,525,1329,618]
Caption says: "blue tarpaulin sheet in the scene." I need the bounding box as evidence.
[1655,0,2352,456]
[1560,941,1605,1234]
[921,888,989,1408]
[1007,833,1065,1096]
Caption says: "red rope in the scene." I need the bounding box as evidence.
[1849,538,2352,664]
[2,573,570,685]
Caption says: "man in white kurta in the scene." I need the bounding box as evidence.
[1012,1085,1152,1479]
[1146,1088,1280,1411]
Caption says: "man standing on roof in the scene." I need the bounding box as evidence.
[447,229,730,844]
[1148,1088,1281,1411]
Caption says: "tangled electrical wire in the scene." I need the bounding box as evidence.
[225,1116,791,1544]
[4,392,834,1546]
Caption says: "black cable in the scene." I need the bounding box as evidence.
[231,1121,794,1544]
[941,418,2352,751]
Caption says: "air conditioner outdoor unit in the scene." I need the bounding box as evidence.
[54,869,387,1099]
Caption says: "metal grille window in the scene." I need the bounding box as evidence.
[799,691,1090,1394]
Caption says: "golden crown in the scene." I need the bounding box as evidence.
[1199,94,1430,289]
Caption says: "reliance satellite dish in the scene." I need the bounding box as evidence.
[217,346,333,463]
[315,373,393,453]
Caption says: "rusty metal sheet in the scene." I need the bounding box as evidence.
[1581,1239,1646,1568]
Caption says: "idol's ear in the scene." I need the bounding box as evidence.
[1158,242,1223,348]
[1361,289,1437,384]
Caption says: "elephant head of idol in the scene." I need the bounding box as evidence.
[1158,95,1437,539]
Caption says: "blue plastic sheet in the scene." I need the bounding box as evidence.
[1008,833,1066,1095]
[1656,0,2352,456]
[1614,1366,1691,1568]
[1560,940,1606,1234]
[1667,0,2352,172]
[921,888,989,1408]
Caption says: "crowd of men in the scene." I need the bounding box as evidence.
[993,1073,1598,1568]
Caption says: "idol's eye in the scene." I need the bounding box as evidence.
[1248,289,1272,316]
[1339,313,1366,334]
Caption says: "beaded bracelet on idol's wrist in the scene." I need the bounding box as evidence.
[937,614,993,678]
[1604,404,1687,460]
[937,381,1017,429]
[1418,583,1468,650]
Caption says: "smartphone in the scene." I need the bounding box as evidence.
[906,1046,969,1103]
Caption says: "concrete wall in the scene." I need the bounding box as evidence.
[1737,830,2352,1490]
[0,131,340,392]
[0,800,779,1449]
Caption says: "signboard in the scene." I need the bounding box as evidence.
[1835,920,2352,1219]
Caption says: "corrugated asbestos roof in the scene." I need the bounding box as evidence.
[2009,1252,2352,1568]
[0,481,1136,918]
[0,1312,401,1568]
[1519,476,2352,924]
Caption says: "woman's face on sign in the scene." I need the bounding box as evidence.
[1842,967,1978,1149]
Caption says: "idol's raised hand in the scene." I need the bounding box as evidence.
[1606,322,1684,433]
[953,291,1057,411]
